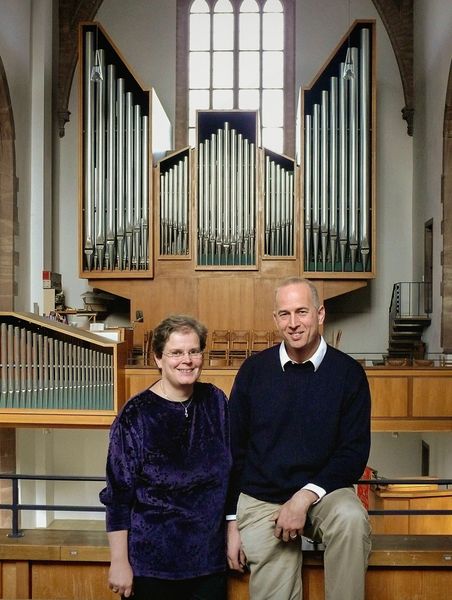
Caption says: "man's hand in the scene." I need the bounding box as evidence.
[227,520,247,572]
[271,489,318,542]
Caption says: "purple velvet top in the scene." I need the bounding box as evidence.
[99,382,231,579]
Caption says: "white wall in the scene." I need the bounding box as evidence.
[413,0,452,354]
[0,0,32,311]
[369,433,422,477]
[17,428,109,525]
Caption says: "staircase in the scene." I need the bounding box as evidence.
[387,282,431,359]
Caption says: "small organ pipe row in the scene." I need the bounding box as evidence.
[264,155,294,256]
[304,28,371,272]
[198,123,256,266]
[0,323,113,410]
[83,31,149,272]
[159,155,189,255]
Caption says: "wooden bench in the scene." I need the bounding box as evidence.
[1,530,451,599]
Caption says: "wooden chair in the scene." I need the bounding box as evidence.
[229,330,250,366]
[250,330,271,354]
[271,329,283,345]
[208,330,230,366]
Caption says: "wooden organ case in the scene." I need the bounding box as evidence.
[79,21,376,349]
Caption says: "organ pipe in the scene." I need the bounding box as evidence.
[303,26,373,272]
[82,28,150,273]
[196,122,258,266]
[0,320,114,410]
[359,28,370,269]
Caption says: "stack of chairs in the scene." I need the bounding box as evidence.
[207,329,281,367]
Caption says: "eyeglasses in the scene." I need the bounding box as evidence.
[161,350,204,360]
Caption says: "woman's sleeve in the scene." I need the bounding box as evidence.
[99,409,141,532]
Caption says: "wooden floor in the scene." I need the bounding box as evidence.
[0,530,451,599]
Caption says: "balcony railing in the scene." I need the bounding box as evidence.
[1,473,452,538]
[389,281,432,319]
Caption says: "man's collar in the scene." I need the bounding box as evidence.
[279,337,327,372]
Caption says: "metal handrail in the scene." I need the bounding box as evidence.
[1,474,452,538]
[389,281,432,319]
[0,473,106,538]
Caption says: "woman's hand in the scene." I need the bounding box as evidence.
[109,558,134,597]
[227,520,247,572]
[107,530,133,597]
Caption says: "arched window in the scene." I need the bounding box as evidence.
[176,0,295,155]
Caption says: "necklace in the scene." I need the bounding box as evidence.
[159,380,194,418]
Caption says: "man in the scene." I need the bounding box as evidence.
[226,277,371,600]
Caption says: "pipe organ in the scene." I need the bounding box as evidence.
[300,22,375,275]
[80,23,171,278]
[158,148,191,257]
[0,313,126,426]
[196,113,258,267]
[264,150,295,257]
[78,21,375,349]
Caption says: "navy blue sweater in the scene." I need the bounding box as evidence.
[227,344,371,511]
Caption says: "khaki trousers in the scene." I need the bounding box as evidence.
[236,488,371,600]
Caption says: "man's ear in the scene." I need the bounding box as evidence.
[318,305,326,325]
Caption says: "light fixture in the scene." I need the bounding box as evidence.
[342,0,355,80]
[90,28,103,82]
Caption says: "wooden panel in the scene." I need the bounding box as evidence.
[199,369,236,396]
[367,569,452,600]
[32,563,115,600]
[60,546,111,562]
[227,566,452,600]
[198,277,255,331]
[124,368,237,399]
[369,496,410,534]
[125,369,159,399]
[369,490,452,535]
[227,572,249,600]
[2,560,30,599]
[412,376,452,416]
[409,496,452,534]
[302,566,324,600]
[368,377,408,417]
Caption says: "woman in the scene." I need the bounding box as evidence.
[100,315,231,600]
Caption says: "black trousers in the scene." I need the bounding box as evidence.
[125,572,227,600]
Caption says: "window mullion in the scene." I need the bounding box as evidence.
[259,4,263,139]
[233,3,239,109]
[209,6,214,108]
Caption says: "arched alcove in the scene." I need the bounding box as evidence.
[0,54,17,529]
[441,60,452,351]
[0,54,16,311]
